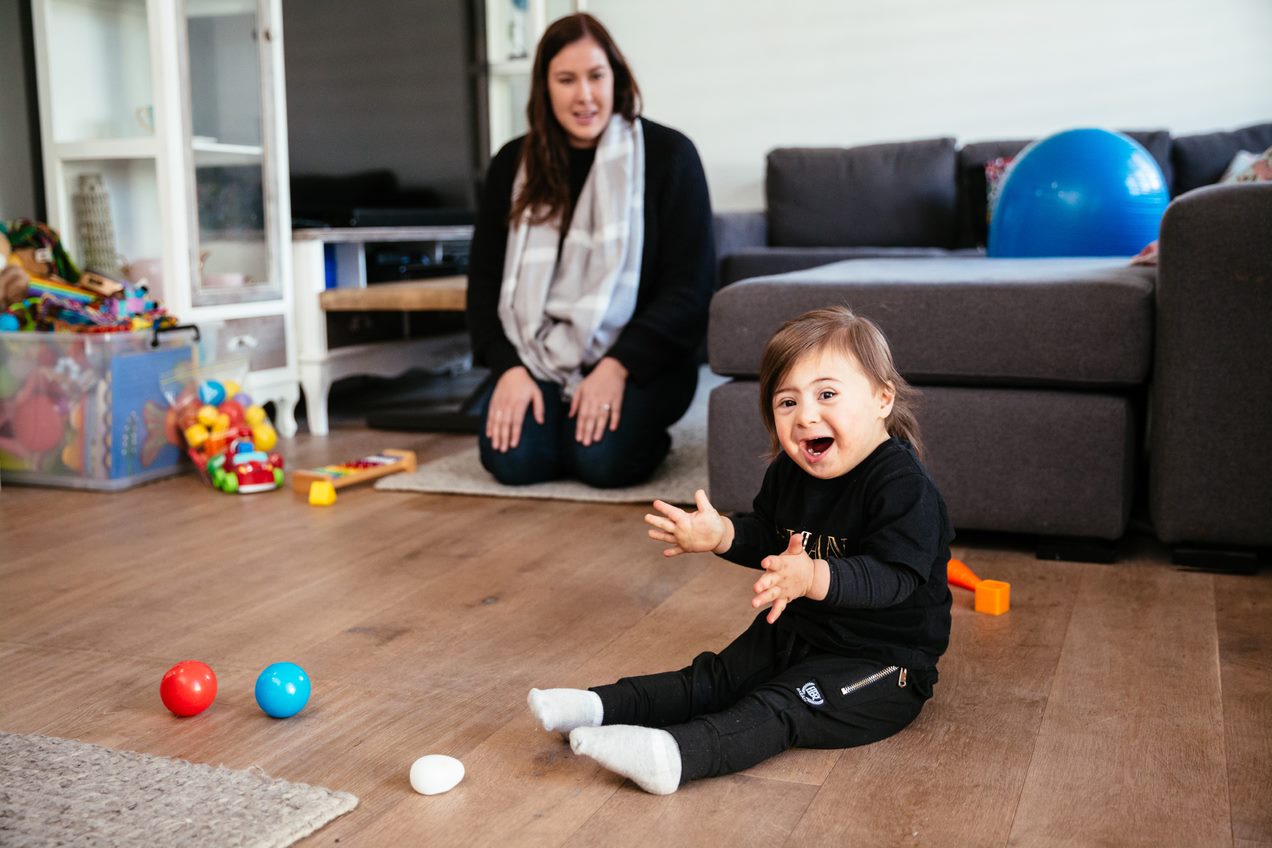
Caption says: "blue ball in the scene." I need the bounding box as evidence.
[198,380,227,406]
[254,662,311,718]
[989,128,1169,258]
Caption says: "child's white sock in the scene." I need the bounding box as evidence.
[568,725,682,795]
[527,688,603,733]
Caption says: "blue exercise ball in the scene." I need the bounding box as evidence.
[254,662,311,718]
[988,128,1169,258]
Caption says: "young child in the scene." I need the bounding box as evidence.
[528,306,953,794]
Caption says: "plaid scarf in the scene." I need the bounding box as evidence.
[498,116,645,396]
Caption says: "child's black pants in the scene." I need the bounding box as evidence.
[591,611,935,784]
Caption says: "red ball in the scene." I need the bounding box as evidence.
[160,660,218,717]
[219,400,245,426]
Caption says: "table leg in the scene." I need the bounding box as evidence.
[299,361,333,436]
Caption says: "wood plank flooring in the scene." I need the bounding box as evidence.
[1,426,1269,847]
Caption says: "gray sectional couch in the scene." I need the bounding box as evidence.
[708,122,1272,560]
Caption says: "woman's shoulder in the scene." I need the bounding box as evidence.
[638,118,701,159]
[491,136,526,170]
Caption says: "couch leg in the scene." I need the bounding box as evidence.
[1170,545,1262,575]
[1035,536,1118,564]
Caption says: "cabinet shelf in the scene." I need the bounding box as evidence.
[54,137,158,161]
[489,59,532,76]
[192,138,265,166]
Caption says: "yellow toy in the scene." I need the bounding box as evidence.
[308,480,337,506]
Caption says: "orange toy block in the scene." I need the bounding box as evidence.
[947,558,982,591]
[974,579,1011,615]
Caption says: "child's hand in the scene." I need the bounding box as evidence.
[753,533,821,624]
[645,489,730,557]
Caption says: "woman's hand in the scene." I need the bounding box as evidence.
[645,489,733,557]
[486,366,544,452]
[752,533,828,624]
[569,356,628,446]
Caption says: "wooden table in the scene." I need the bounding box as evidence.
[293,227,474,435]
[318,276,467,313]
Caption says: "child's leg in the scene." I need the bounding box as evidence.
[572,658,935,793]
[590,611,799,729]
[668,658,934,784]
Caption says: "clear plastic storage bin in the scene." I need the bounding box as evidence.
[0,329,196,490]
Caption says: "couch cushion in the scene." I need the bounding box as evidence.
[1171,122,1272,194]
[708,380,1134,539]
[766,138,957,249]
[708,257,1154,386]
[955,130,1173,248]
[720,246,983,287]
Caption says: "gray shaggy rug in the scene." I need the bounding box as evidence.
[0,732,357,847]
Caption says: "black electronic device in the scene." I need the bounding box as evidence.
[283,0,487,230]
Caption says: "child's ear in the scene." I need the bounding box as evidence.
[878,382,896,418]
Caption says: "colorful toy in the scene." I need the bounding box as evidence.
[291,449,417,494]
[989,128,1169,258]
[210,437,284,494]
[160,660,218,717]
[161,362,287,495]
[254,662,311,718]
[308,479,337,506]
[947,558,1011,615]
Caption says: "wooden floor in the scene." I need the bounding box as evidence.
[1,426,1269,848]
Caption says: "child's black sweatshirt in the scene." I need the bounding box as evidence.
[723,437,954,670]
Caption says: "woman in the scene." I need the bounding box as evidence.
[466,13,715,488]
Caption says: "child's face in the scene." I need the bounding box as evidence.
[772,347,895,479]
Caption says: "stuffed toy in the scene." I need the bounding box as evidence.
[0,233,32,313]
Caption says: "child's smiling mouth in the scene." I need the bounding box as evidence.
[801,436,835,462]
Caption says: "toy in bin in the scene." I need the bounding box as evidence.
[293,449,416,505]
[162,359,284,494]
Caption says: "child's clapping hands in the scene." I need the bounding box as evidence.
[646,495,830,624]
[752,533,829,623]
[645,489,734,557]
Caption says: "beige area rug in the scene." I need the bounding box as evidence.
[377,367,728,505]
[0,732,357,848]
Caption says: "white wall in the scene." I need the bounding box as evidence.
[588,0,1272,210]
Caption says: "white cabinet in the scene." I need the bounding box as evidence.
[485,0,585,154]
[30,0,299,436]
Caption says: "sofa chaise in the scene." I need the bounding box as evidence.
[707,122,1272,562]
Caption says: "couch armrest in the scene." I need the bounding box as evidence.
[713,211,767,261]
[1150,182,1272,546]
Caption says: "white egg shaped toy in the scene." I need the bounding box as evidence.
[409,754,465,795]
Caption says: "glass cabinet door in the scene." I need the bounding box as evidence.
[181,0,280,306]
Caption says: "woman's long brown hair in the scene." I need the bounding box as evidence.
[510,13,642,227]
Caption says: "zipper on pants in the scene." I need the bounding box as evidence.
[841,665,907,695]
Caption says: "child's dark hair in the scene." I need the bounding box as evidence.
[758,306,923,459]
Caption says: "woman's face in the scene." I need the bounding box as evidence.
[546,36,614,148]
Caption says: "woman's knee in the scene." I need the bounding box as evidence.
[570,430,670,488]
[479,440,559,485]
